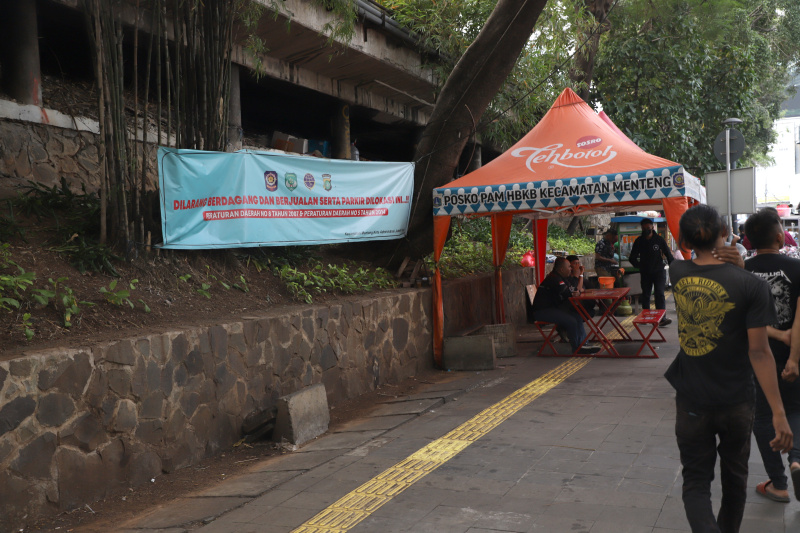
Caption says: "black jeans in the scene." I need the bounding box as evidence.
[675,396,754,533]
[640,268,667,310]
[753,381,800,490]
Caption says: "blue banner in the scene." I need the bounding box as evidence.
[158,148,415,249]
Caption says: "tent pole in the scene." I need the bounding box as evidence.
[532,215,540,286]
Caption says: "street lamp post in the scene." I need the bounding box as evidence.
[722,118,743,231]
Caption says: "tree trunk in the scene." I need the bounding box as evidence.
[570,0,612,101]
[385,0,549,266]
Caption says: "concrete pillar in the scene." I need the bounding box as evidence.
[227,64,243,151]
[332,102,351,160]
[0,0,42,105]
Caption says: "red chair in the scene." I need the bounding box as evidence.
[632,309,666,358]
[527,284,564,356]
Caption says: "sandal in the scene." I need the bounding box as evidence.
[791,463,800,501]
[756,480,790,503]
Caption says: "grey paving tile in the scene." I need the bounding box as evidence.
[351,515,412,532]
[466,506,536,532]
[555,486,668,510]
[541,501,606,521]
[420,472,516,496]
[206,491,297,523]
[410,504,479,532]
[530,514,594,533]
[194,518,283,533]
[299,430,387,451]
[242,504,318,528]
[279,489,340,510]
[193,470,302,497]
[129,497,250,529]
[518,470,575,488]
[625,465,680,484]
[588,523,653,533]
[493,496,552,516]
[596,505,660,526]
[334,414,415,432]
[368,398,443,417]
[249,448,344,472]
[566,473,622,490]
[618,477,673,495]
[503,479,565,502]
[381,388,464,402]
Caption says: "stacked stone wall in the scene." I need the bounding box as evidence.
[0,289,434,530]
[0,119,158,199]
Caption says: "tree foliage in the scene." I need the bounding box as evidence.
[386,0,588,149]
[591,0,800,177]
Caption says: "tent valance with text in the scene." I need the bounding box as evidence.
[433,165,702,216]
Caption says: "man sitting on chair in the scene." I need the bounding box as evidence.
[532,257,601,355]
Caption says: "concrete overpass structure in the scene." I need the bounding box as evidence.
[0,0,440,181]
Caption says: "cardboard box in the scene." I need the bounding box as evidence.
[272,131,308,154]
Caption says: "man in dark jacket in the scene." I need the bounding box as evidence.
[532,257,600,354]
[630,218,674,326]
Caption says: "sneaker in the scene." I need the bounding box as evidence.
[659,317,672,326]
[578,345,601,354]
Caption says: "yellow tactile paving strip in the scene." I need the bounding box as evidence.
[290,358,591,533]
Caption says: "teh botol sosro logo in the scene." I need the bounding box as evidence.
[510,136,617,172]
[264,171,278,192]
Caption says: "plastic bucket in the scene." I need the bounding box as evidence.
[777,205,791,217]
[598,276,614,289]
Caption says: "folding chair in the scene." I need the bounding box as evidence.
[527,284,563,356]
[632,309,666,358]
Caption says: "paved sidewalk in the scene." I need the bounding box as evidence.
[119,305,800,533]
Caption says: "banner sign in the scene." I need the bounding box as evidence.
[158,148,415,249]
[432,165,704,216]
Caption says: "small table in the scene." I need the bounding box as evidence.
[570,287,632,357]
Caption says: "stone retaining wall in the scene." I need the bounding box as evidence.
[0,268,530,530]
[0,118,158,199]
[0,290,432,530]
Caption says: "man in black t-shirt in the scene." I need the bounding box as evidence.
[630,218,673,325]
[744,209,800,502]
[532,257,599,355]
[667,205,791,533]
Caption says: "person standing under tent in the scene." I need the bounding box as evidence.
[666,204,791,533]
[629,217,673,325]
[594,228,621,282]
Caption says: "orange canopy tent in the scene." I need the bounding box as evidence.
[430,88,705,365]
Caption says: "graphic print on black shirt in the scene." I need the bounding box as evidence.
[756,269,793,327]
[673,276,736,356]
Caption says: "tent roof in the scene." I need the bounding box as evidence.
[432,88,704,218]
